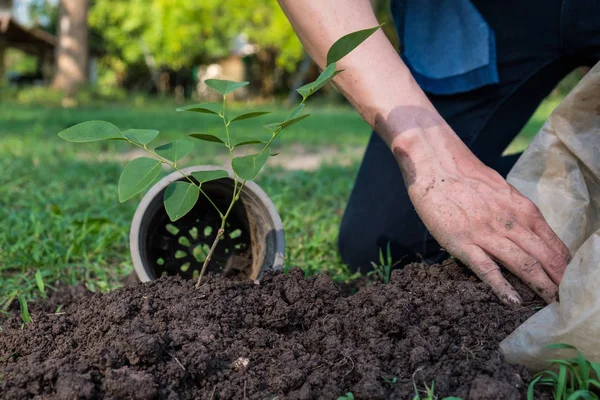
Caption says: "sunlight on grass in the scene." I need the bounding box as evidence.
[0,100,367,305]
[504,96,563,155]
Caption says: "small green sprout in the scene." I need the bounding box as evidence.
[17,294,31,325]
[527,343,600,400]
[35,270,47,299]
[58,26,381,287]
[338,392,354,400]
[412,378,462,400]
[368,242,401,284]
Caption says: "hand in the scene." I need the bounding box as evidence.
[395,127,571,305]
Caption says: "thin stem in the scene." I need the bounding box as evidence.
[195,227,224,288]
[219,94,240,218]
[259,99,306,156]
[195,178,246,287]
[127,140,224,218]
[259,126,282,156]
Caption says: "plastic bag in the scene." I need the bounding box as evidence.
[500,62,600,370]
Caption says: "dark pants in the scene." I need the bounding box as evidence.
[339,0,600,273]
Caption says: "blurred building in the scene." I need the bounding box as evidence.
[0,0,56,84]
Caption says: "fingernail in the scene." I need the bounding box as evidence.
[504,292,522,306]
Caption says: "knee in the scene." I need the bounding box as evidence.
[338,224,377,274]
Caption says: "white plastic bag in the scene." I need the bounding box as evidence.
[500,62,600,370]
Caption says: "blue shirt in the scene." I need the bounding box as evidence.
[390,0,499,94]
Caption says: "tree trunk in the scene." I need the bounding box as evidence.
[51,0,89,97]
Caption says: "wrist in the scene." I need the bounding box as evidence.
[387,118,462,165]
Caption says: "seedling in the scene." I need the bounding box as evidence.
[527,343,600,400]
[35,270,47,299]
[58,26,381,287]
[412,375,462,400]
[338,392,355,400]
[368,242,401,284]
[17,294,31,325]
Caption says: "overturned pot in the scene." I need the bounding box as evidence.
[130,165,285,282]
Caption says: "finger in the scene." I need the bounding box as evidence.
[530,216,572,280]
[483,238,558,304]
[505,222,567,285]
[457,244,522,306]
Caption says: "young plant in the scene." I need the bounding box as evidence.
[367,242,401,284]
[337,392,355,400]
[35,270,47,299]
[412,377,462,400]
[58,26,381,287]
[17,294,31,325]
[527,344,600,400]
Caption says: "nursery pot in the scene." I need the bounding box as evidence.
[130,166,285,282]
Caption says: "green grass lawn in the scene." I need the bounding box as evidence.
[0,91,561,309]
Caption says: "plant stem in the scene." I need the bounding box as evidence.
[195,227,224,288]
[259,99,306,156]
[195,178,247,287]
[221,96,239,200]
[195,93,251,288]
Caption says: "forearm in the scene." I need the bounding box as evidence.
[278,0,466,169]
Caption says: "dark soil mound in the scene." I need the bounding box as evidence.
[0,261,544,399]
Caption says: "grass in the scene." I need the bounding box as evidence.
[0,95,370,308]
[0,82,566,306]
[367,242,398,284]
[528,344,600,400]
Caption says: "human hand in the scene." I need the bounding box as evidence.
[395,128,571,305]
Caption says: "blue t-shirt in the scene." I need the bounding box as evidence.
[390,0,499,94]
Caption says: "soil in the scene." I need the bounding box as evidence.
[0,261,547,399]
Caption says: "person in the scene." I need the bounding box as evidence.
[277,0,600,305]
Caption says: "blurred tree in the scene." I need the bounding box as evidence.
[51,0,89,98]
[88,0,303,71]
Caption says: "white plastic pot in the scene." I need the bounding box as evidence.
[129,166,285,282]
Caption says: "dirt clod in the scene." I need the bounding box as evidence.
[0,261,546,399]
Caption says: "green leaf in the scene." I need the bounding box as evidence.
[118,157,162,202]
[123,129,159,145]
[229,111,270,123]
[546,343,578,350]
[590,362,600,379]
[527,376,542,400]
[263,114,311,134]
[231,136,266,148]
[577,351,591,386]
[232,152,269,181]
[191,169,229,185]
[588,379,600,389]
[189,133,264,148]
[155,140,194,163]
[164,182,200,221]
[557,364,567,399]
[176,102,222,115]
[567,390,597,400]
[326,25,381,65]
[204,79,249,95]
[18,294,31,324]
[189,132,227,145]
[297,63,342,100]
[35,270,46,298]
[58,120,124,142]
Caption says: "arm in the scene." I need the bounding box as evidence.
[279,0,571,304]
